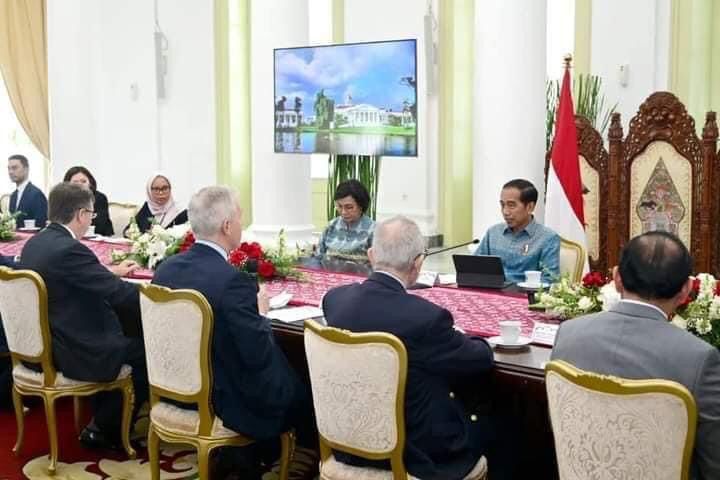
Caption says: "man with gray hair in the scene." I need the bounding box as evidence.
[153,186,308,478]
[323,215,499,480]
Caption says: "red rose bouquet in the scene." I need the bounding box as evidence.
[229,241,277,280]
[228,230,302,280]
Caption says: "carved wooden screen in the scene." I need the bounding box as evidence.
[545,115,609,274]
[610,92,717,274]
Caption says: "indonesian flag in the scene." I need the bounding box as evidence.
[545,67,589,273]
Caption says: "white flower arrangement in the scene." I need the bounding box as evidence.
[672,273,720,347]
[534,272,618,320]
[111,219,192,269]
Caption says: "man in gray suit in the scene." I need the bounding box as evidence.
[551,231,720,480]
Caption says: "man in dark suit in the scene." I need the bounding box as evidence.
[8,154,48,227]
[20,182,144,449]
[323,215,501,480]
[552,231,720,480]
[153,186,308,478]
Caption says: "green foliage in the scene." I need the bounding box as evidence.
[0,211,20,241]
[264,229,304,280]
[326,155,381,222]
[546,73,617,151]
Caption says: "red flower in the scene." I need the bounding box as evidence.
[692,278,701,294]
[178,231,196,253]
[228,248,248,268]
[715,280,720,297]
[257,259,276,278]
[582,271,606,288]
[240,242,264,260]
[679,295,693,309]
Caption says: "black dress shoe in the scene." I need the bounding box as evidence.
[79,426,123,451]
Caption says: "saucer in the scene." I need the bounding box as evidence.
[517,281,549,290]
[487,335,532,349]
[17,227,41,232]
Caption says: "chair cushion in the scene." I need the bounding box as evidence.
[319,454,487,480]
[12,363,132,388]
[150,401,238,438]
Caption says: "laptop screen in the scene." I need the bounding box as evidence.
[452,254,505,276]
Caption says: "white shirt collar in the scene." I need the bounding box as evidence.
[57,223,76,240]
[16,179,29,193]
[618,299,668,320]
[195,239,228,261]
[375,270,407,290]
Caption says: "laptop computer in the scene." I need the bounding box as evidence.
[452,254,512,289]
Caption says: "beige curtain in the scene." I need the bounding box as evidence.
[0,0,49,159]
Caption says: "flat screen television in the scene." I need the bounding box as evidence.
[274,39,417,157]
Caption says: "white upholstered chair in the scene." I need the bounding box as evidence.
[108,202,138,237]
[559,237,586,283]
[545,360,697,480]
[139,284,295,480]
[0,267,136,475]
[304,319,487,480]
[0,193,10,213]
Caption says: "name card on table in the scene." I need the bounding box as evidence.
[531,323,559,346]
[415,271,438,288]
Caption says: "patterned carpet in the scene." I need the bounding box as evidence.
[0,398,318,479]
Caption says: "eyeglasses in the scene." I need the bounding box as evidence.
[151,186,171,193]
[82,208,97,219]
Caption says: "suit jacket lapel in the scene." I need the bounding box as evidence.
[9,190,17,211]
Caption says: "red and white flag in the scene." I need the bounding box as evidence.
[545,66,589,273]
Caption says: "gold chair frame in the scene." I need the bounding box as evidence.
[559,236,586,283]
[304,319,411,479]
[140,284,295,480]
[545,360,698,480]
[1,267,136,475]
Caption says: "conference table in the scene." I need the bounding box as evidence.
[0,233,559,478]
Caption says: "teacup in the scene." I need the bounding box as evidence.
[524,270,542,286]
[24,219,36,229]
[499,320,522,344]
[86,225,96,236]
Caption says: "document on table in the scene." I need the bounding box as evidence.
[266,306,324,323]
[438,273,457,285]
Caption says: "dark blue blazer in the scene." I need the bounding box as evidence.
[10,182,48,227]
[20,224,139,381]
[153,243,304,440]
[323,272,495,480]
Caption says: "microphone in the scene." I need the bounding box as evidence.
[425,239,479,257]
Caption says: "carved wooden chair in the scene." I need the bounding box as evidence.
[546,115,609,273]
[0,267,136,475]
[304,319,488,480]
[139,284,295,480]
[607,92,718,273]
[546,360,696,480]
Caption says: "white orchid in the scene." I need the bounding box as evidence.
[599,283,621,311]
[578,296,594,311]
[671,314,687,330]
[112,219,190,270]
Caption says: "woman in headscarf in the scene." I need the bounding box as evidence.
[125,173,188,235]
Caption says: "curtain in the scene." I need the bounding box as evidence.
[0,0,49,159]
